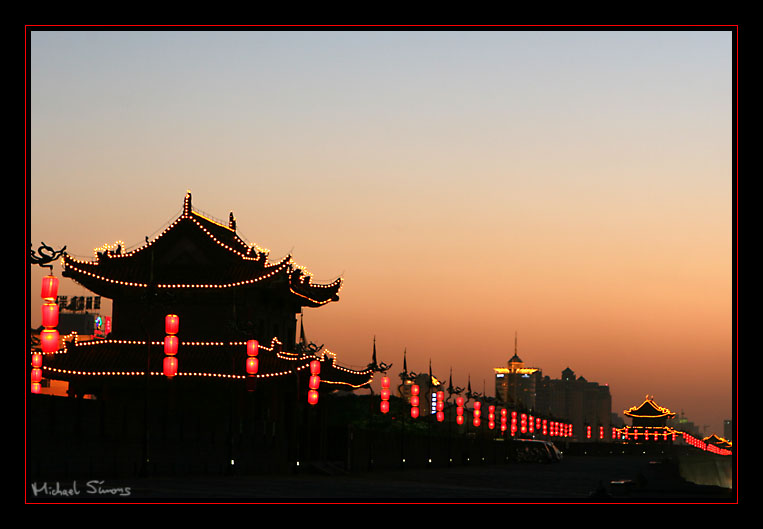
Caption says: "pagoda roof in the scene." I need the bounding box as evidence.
[703,434,732,448]
[623,396,676,419]
[36,333,373,389]
[61,192,341,307]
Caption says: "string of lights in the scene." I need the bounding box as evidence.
[65,193,342,300]
[32,333,372,386]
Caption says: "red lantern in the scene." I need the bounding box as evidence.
[410,384,419,418]
[308,360,321,404]
[164,335,178,356]
[456,415,464,425]
[31,368,42,383]
[247,339,259,357]
[40,329,59,353]
[473,401,482,427]
[41,302,59,328]
[163,356,178,378]
[41,275,59,301]
[165,314,180,335]
[436,411,444,422]
[380,375,391,414]
[31,353,43,368]
[310,360,321,375]
[246,357,259,375]
[31,382,41,394]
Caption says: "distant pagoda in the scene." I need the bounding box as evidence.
[42,192,373,395]
[616,395,681,442]
[703,434,733,451]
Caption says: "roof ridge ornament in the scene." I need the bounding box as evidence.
[31,242,67,271]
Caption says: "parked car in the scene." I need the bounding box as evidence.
[513,439,563,463]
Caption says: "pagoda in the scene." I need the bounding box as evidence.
[703,434,733,451]
[616,395,681,442]
[42,192,374,395]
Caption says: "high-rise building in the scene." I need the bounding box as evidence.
[493,333,541,410]
[535,368,612,441]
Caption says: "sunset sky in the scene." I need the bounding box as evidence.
[28,28,734,436]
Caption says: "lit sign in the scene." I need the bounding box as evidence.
[94,315,112,337]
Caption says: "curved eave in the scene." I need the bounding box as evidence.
[318,355,374,389]
[615,425,682,436]
[36,337,370,387]
[623,399,676,419]
[61,252,296,296]
[289,277,342,307]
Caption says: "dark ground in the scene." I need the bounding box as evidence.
[27,454,735,503]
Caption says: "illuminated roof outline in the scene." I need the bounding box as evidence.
[61,192,342,307]
[703,434,733,449]
[623,395,677,419]
[34,332,373,388]
[493,332,540,375]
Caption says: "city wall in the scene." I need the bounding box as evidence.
[27,393,731,485]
